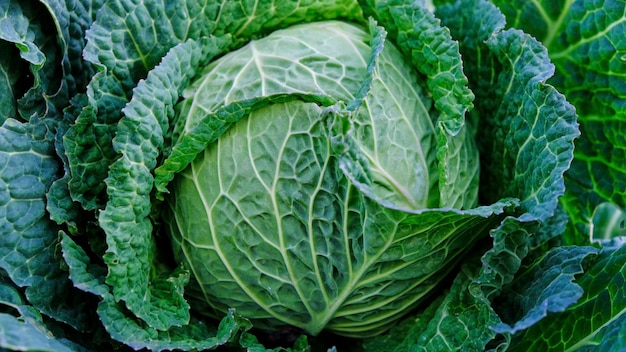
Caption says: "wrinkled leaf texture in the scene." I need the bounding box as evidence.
[0,0,106,348]
[361,0,579,349]
[491,0,626,245]
[507,239,626,351]
[0,0,589,350]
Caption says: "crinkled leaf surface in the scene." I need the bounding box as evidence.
[491,0,625,118]
[0,278,82,352]
[357,1,581,350]
[493,245,598,335]
[490,0,626,245]
[0,119,88,330]
[60,232,251,351]
[436,0,578,288]
[507,239,626,351]
[99,37,231,330]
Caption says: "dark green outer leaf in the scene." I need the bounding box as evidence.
[507,239,626,351]
[60,232,250,351]
[40,0,108,95]
[437,0,579,223]
[0,278,86,352]
[489,0,626,245]
[99,37,231,330]
[547,0,625,118]
[475,29,578,347]
[489,0,569,47]
[493,246,598,335]
[561,115,626,244]
[0,119,89,331]
[483,28,578,222]
[437,0,579,294]
[33,0,105,120]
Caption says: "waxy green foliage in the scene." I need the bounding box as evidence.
[490,0,626,244]
[0,0,624,351]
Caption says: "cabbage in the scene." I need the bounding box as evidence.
[1,0,624,351]
[163,20,503,336]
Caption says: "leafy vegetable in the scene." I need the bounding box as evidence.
[506,239,626,351]
[163,19,512,337]
[0,0,624,351]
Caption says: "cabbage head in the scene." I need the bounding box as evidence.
[162,20,513,337]
[3,0,596,350]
